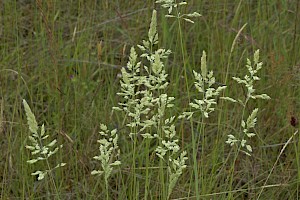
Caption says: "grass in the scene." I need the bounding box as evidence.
[1,0,300,199]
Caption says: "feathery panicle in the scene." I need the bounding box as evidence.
[91,124,121,186]
[156,0,201,23]
[200,50,207,79]
[148,10,158,45]
[222,50,271,156]
[23,99,38,135]
[23,99,66,181]
[180,51,226,119]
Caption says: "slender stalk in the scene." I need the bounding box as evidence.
[174,6,199,199]
[190,121,199,199]
[227,95,250,199]
[144,139,150,200]
[198,117,205,195]
[131,129,138,199]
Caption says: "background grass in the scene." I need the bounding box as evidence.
[0,0,299,199]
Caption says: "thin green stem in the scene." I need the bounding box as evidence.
[131,130,138,199]
[144,139,150,200]
[228,98,249,199]
[176,9,190,100]
[105,180,109,200]
[37,137,60,200]
[191,121,199,199]
[174,6,199,200]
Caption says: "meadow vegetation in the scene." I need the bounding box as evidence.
[0,0,300,199]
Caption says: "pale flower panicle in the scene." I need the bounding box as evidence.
[23,99,65,181]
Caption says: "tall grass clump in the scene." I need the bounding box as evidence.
[222,50,270,158]
[156,1,271,195]
[220,50,271,197]
[23,99,66,198]
[222,50,271,156]
[91,10,187,199]
[178,49,271,199]
[155,1,203,197]
[117,9,188,199]
[17,3,279,199]
[179,51,227,198]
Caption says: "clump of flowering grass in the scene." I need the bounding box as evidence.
[221,50,271,156]
[179,50,227,199]
[23,99,66,196]
[218,50,271,198]
[110,9,188,198]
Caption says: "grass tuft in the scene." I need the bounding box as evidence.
[1,1,299,199]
